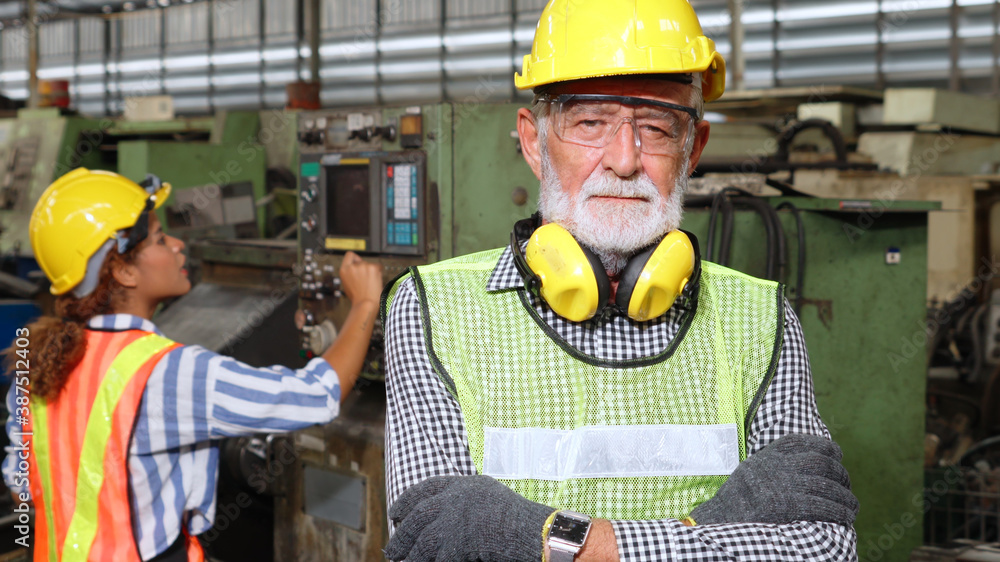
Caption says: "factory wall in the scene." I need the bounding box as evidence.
[0,0,995,114]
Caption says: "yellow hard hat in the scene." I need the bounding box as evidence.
[29,168,171,295]
[515,0,727,102]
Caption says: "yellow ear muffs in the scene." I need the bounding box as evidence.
[524,223,610,322]
[616,230,696,322]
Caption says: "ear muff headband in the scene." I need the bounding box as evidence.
[615,230,695,322]
[510,215,543,293]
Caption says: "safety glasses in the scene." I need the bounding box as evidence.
[539,94,699,156]
[119,174,166,254]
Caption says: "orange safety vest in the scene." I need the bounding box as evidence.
[24,329,205,562]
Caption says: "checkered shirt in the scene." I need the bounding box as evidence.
[384,246,858,561]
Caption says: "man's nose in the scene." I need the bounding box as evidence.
[600,119,642,178]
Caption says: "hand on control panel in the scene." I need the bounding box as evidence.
[338,251,384,307]
[320,251,384,399]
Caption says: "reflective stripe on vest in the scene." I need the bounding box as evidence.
[385,248,783,520]
[29,393,57,562]
[30,332,178,562]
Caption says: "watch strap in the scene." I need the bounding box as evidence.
[549,548,576,562]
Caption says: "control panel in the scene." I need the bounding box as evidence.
[294,108,433,374]
[298,110,397,154]
[299,151,426,257]
[278,102,540,562]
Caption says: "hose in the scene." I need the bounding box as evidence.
[687,189,786,282]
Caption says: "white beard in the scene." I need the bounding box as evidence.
[538,143,690,276]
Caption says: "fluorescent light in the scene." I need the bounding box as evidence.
[116,59,162,73]
[165,76,210,89]
[778,3,877,22]
[76,64,106,76]
[320,41,376,58]
[263,48,297,61]
[444,55,510,72]
[379,35,441,52]
[0,70,28,81]
[380,60,440,75]
[320,64,376,79]
[38,66,74,79]
[211,72,261,86]
[164,54,210,69]
[262,70,297,83]
[211,51,261,66]
[73,83,107,95]
[444,30,511,48]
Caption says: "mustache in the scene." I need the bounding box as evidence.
[579,172,661,201]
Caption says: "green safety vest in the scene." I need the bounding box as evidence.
[384,248,784,520]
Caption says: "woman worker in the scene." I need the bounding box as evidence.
[1,168,383,561]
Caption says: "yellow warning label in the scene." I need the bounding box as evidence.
[325,237,367,251]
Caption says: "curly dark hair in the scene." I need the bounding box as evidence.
[3,245,138,401]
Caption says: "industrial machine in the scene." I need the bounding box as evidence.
[684,195,934,562]
[0,108,107,255]
[0,108,284,257]
[274,102,539,561]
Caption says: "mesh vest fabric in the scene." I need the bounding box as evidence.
[384,248,784,521]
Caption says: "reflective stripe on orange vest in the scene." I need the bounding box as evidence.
[26,330,203,562]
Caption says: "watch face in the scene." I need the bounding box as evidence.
[551,515,590,544]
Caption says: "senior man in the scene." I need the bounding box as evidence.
[382,1,859,560]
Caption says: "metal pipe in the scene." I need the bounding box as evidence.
[305,0,320,83]
[949,0,961,91]
[727,0,745,91]
[875,0,886,90]
[27,0,39,108]
[992,0,999,96]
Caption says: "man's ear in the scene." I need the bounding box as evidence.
[112,261,139,289]
[686,120,711,173]
[517,107,543,181]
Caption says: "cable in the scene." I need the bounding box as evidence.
[776,202,806,315]
[731,196,779,281]
[688,188,786,282]
[706,188,736,263]
[968,303,987,382]
[718,195,734,267]
[706,191,722,262]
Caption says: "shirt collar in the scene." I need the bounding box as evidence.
[86,314,164,336]
[486,245,525,292]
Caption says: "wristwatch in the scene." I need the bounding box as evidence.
[547,510,593,562]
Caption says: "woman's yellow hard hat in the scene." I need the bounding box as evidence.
[515,0,727,102]
[29,168,171,295]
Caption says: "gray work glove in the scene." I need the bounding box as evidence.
[384,475,555,562]
[689,433,859,527]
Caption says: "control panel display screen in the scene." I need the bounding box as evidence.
[385,164,419,247]
[326,165,370,238]
[300,151,425,256]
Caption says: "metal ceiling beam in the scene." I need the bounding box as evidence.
[27,0,39,108]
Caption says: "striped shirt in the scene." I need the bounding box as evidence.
[2,313,340,560]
